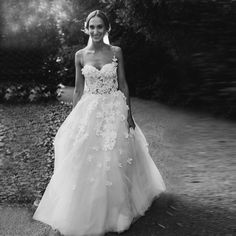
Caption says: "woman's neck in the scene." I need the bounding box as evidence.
[90,41,106,52]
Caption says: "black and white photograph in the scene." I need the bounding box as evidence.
[0,0,235,235]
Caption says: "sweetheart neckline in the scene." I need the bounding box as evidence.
[83,62,115,72]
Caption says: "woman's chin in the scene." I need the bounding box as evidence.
[92,37,103,43]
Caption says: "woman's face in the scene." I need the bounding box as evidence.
[88,16,107,43]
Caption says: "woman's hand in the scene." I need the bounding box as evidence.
[127,115,136,130]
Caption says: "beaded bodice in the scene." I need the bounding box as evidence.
[81,55,118,95]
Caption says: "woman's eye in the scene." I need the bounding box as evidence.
[89,25,104,30]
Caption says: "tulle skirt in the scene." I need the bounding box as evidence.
[32,90,166,236]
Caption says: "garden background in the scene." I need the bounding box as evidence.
[0,0,235,235]
[0,0,236,118]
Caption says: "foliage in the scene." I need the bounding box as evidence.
[0,82,58,103]
[56,44,85,86]
[1,0,63,87]
[1,0,235,115]
[101,0,236,116]
[0,0,106,89]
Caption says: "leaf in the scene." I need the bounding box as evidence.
[158,223,166,229]
[169,205,177,210]
[166,211,174,216]
[176,222,183,227]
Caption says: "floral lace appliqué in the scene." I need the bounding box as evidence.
[81,60,118,95]
[94,98,124,151]
[72,99,98,146]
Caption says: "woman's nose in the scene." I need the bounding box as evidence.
[94,28,98,34]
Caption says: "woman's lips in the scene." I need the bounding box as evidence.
[93,35,101,39]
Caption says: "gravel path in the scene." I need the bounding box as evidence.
[0,87,235,235]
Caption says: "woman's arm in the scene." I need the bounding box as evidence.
[73,50,85,109]
[116,46,135,129]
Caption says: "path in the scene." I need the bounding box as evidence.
[0,86,235,235]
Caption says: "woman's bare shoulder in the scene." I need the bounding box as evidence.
[75,47,89,66]
[75,47,86,57]
[76,47,95,58]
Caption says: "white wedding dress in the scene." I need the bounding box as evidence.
[32,49,166,236]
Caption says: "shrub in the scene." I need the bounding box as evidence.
[0,82,59,104]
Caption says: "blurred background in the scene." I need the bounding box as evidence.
[0,1,235,235]
[0,0,236,117]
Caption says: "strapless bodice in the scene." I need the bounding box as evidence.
[81,56,118,95]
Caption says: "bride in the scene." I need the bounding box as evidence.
[33,10,166,236]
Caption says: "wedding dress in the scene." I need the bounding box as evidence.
[32,48,166,236]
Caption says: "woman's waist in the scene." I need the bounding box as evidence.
[83,89,126,99]
[84,87,119,95]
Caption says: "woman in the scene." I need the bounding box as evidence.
[33,10,166,236]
